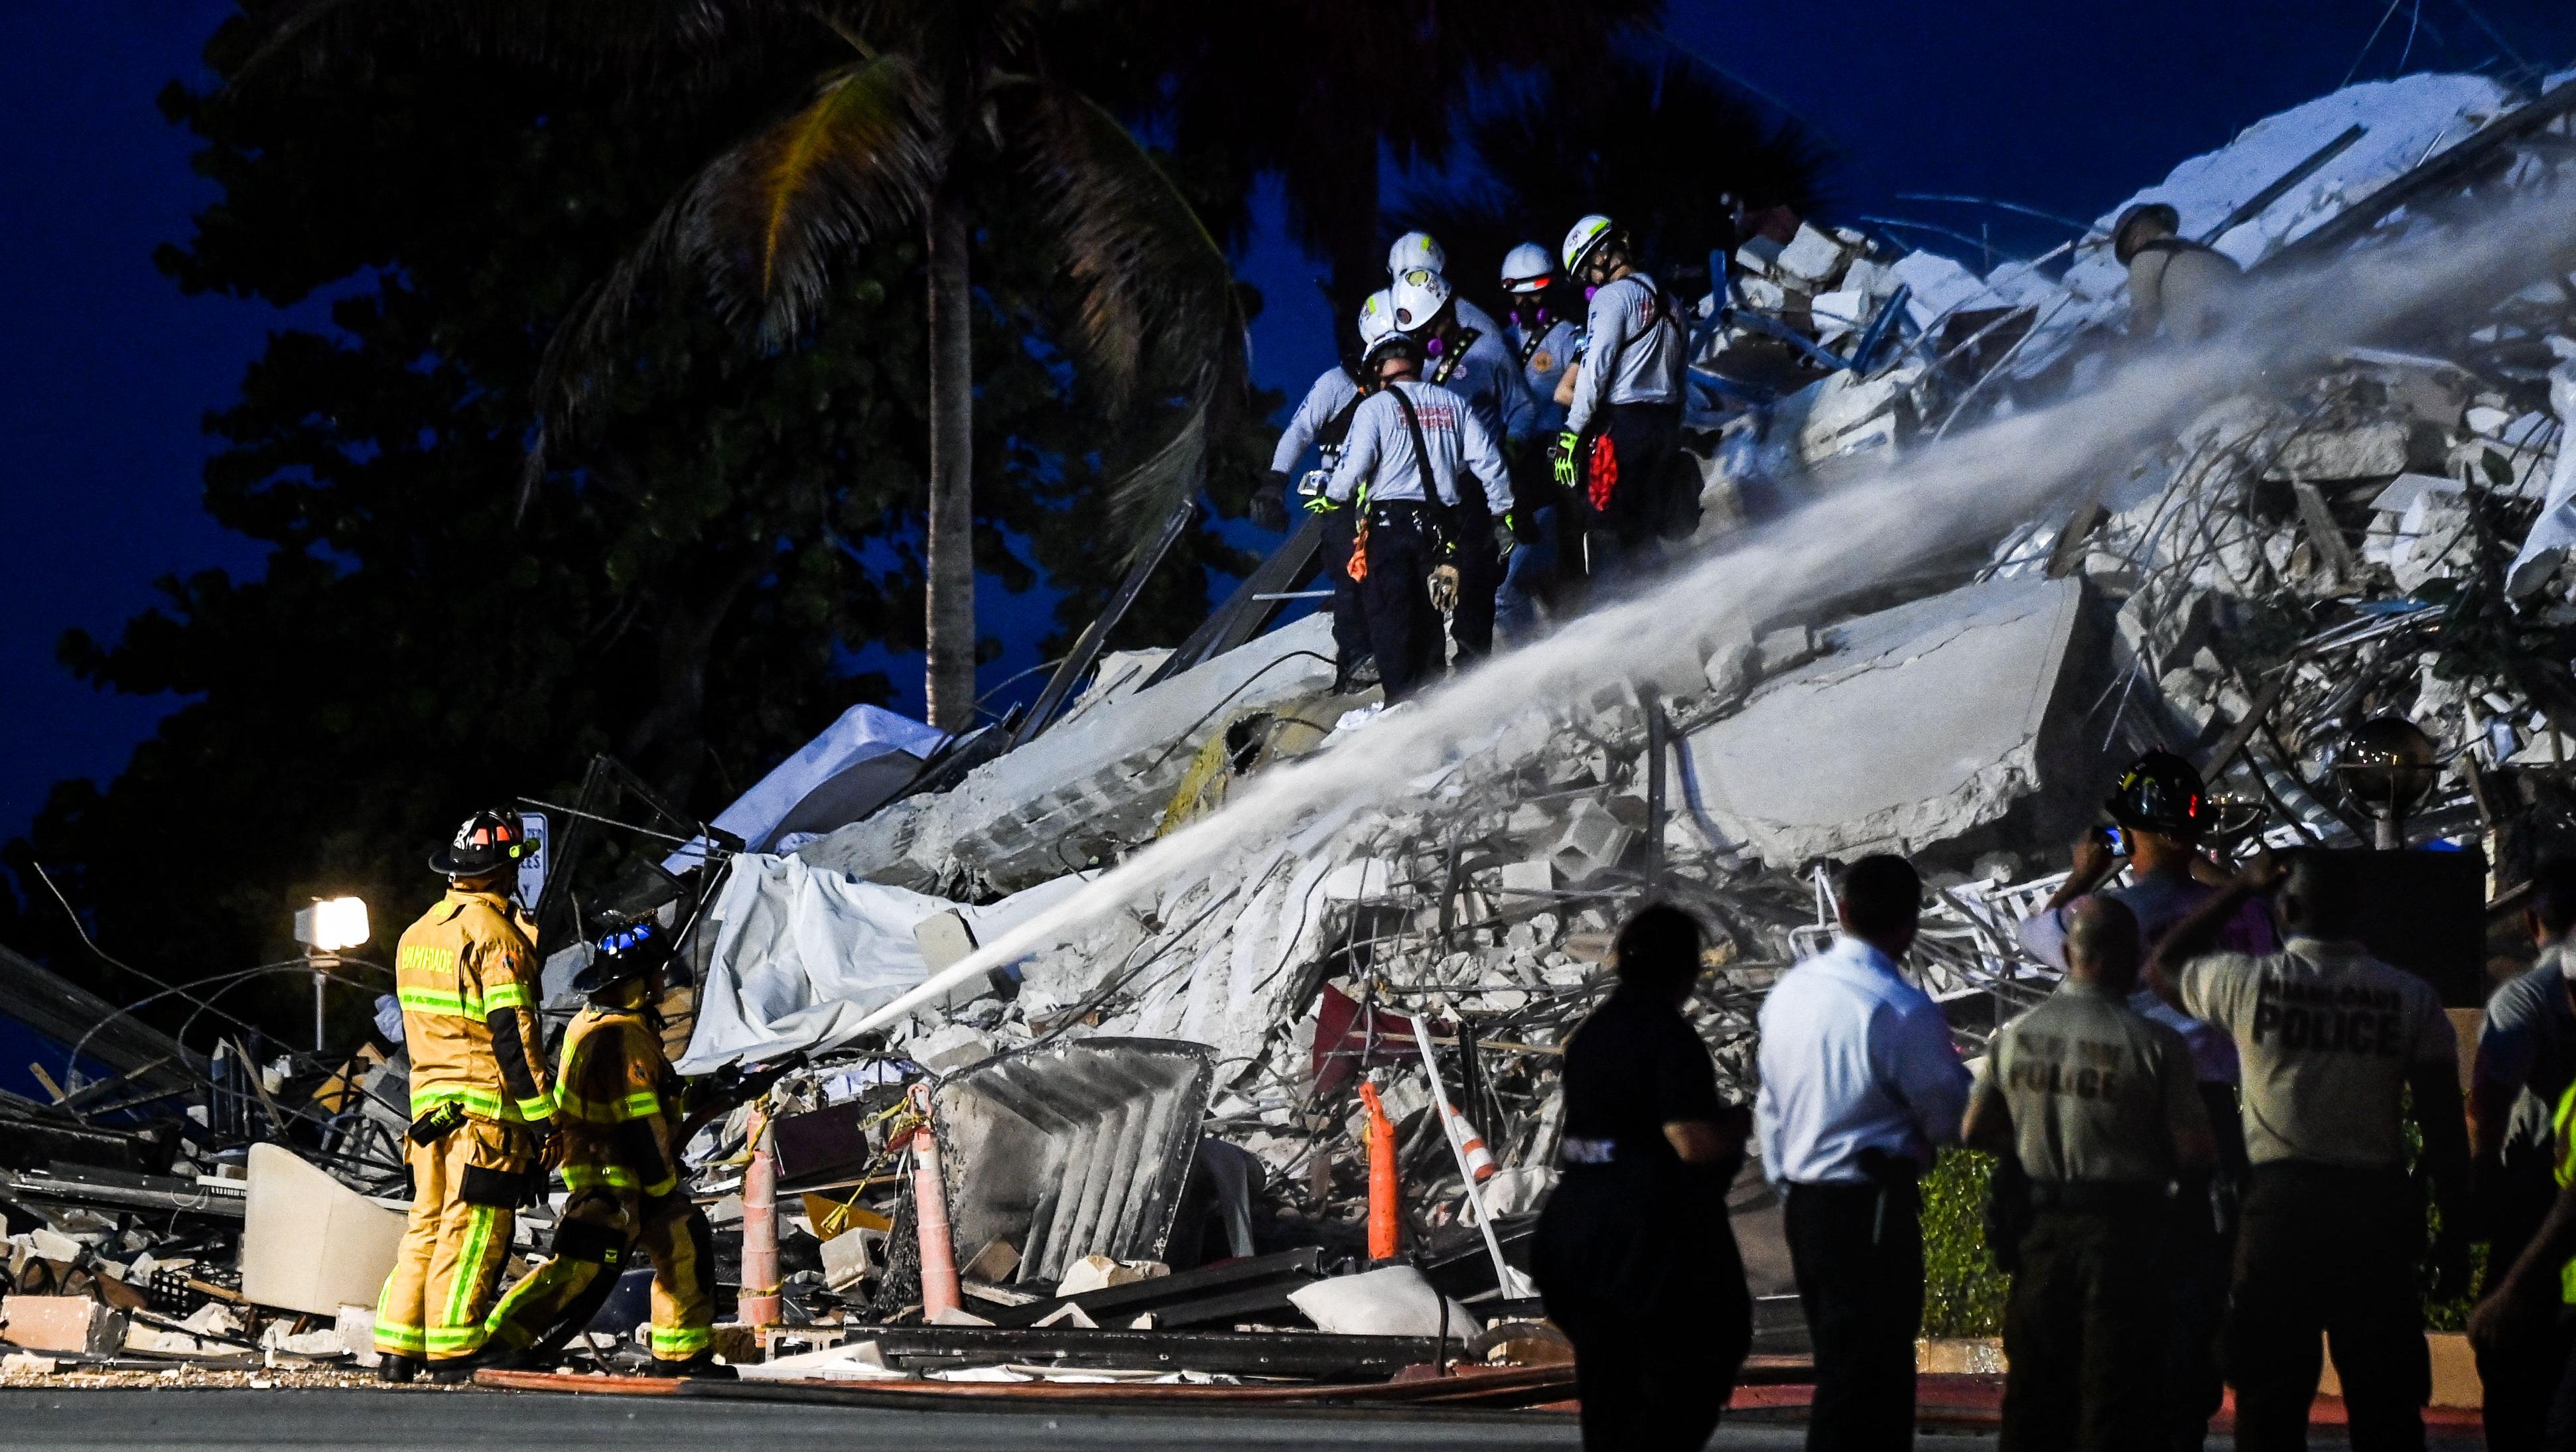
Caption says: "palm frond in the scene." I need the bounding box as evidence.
[1003,80,1245,562]
[685,52,943,344]
[226,0,795,94]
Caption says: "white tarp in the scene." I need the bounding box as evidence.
[665,704,946,872]
[675,854,1088,1073]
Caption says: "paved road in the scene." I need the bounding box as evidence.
[0,1389,2476,1450]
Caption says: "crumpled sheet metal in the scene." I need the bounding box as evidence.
[931,1037,1216,1286]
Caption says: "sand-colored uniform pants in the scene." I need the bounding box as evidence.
[484,1185,714,1362]
[375,1118,533,1363]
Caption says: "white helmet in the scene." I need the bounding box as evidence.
[1389,267,1453,332]
[1388,231,1446,278]
[1499,241,1554,295]
[1356,288,1399,352]
[1561,214,1618,276]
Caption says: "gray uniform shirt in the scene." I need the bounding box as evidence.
[2475,945,2576,1171]
[1429,322,1536,449]
[1509,317,1578,436]
[1564,274,1686,435]
[1325,379,1511,513]
[1270,366,1364,475]
[2178,937,2455,1169]
[1978,979,2208,1184]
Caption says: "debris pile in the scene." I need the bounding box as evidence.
[11,65,2576,1392]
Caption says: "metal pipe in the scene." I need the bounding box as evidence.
[736,1106,781,1327]
[1408,1014,1530,1297]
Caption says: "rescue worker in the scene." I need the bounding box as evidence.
[1756,853,1971,1452]
[1494,241,1581,642]
[2468,856,2576,1451]
[1389,263,1532,663]
[375,809,557,1383]
[1323,325,1510,704]
[482,917,721,1376]
[2471,1137,2576,1443]
[2016,749,2274,1452]
[2114,202,2242,345]
[1253,290,1402,693]
[1533,903,1753,1451]
[1964,895,2216,1452]
[2145,850,2470,1452]
[1555,214,1688,580]
[1386,230,1507,344]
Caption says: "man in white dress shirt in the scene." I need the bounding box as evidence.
[1757,853,1971,1451]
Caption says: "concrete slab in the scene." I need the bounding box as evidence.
[1679,576,2084,862]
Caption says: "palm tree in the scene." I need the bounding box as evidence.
[249,1,1243,732]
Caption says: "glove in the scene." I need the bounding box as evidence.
[1428,563,1461,613]
[1494,519,1517,562]
[1250,472,1289,531]
[537,1122,568,1174]
[1550,430,1582,490]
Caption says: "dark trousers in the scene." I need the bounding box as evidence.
[2482,1160,2563,1452]
[1449,508,1501,663]
[1551,1294,1739,1452]
[1581,401,1685,562]
[1355,506,1440,702]
[2162,1177,2233,1452]
[1319,508,1371,680]
[2000,1206,2169,1452]
[1785,1179,1923,1452]
[2224,1163,2429,1452]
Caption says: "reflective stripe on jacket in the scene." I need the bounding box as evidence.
[556,1005,680,1199]
[396,888,557,1123]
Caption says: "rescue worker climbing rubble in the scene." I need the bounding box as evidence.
[1556,214,1689,581]
[1254,291,1403,693]
[1496,240,1580,640]
[1323,324,1509,704]
[375,809,557,1384]
[482,917,723,1376]
[1390,263,1532,665]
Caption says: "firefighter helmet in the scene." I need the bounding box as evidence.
[429,809,535,879]
[2103,749,2208,839]
[571,915,673,996]
[1390,267,1454,332]
[1387,230,1446,279]
[1499,241,1554,295]
[1561,214,1621,277]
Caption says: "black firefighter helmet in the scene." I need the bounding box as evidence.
[2104,749,2208,840]
[573,915,674,997]
[429,809,534,879]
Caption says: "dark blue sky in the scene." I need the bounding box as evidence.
[5,1,2573,848]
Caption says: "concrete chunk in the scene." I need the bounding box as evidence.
[1,1297,123,1355]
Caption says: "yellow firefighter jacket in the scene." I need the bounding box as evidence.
[555,1004,681,1199]
[394,887,557,1124]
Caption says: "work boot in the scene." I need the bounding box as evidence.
[377,1354,420,1385]
[642,1353,732,1380]
[426,1357,484,1385]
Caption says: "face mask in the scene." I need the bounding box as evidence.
[1584,285,1599,300]
[1424,336,1444,357]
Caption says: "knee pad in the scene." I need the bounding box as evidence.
[551,1217,627,1266]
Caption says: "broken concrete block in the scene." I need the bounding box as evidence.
[1,1296,125,1355]
[1679,576,2083,861]
[0,1353,57,1377]
[1053,1255,1169,1299]
[819,1226,884,1292]
[961,1238,1020,1284]
[1734,235,1785,277]
[1550,799,1636,882]
[1496,859,1554,899]
[2262,419,2413,481]
[1775,222,1850,285]
[240,1142,409,1317]
[335,1305,381,1369]
[907,1022,996,1073]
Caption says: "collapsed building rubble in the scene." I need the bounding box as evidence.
[12,64,2576,1398]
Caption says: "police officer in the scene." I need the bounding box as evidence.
[1389,264,1532,664]
[1323,325,1509,703]
[1555,214,1688,578]
[1496,241,1580,640]
[1255,291,1402,693]
[1532,904,1752,1451]
[1756,854,1971,1452]
[2145,850,2470,1452]
[2017,750,2274,1452]
[375,810,557,1383]
[1965,895,2216,1452]
[484,917,722,1376]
